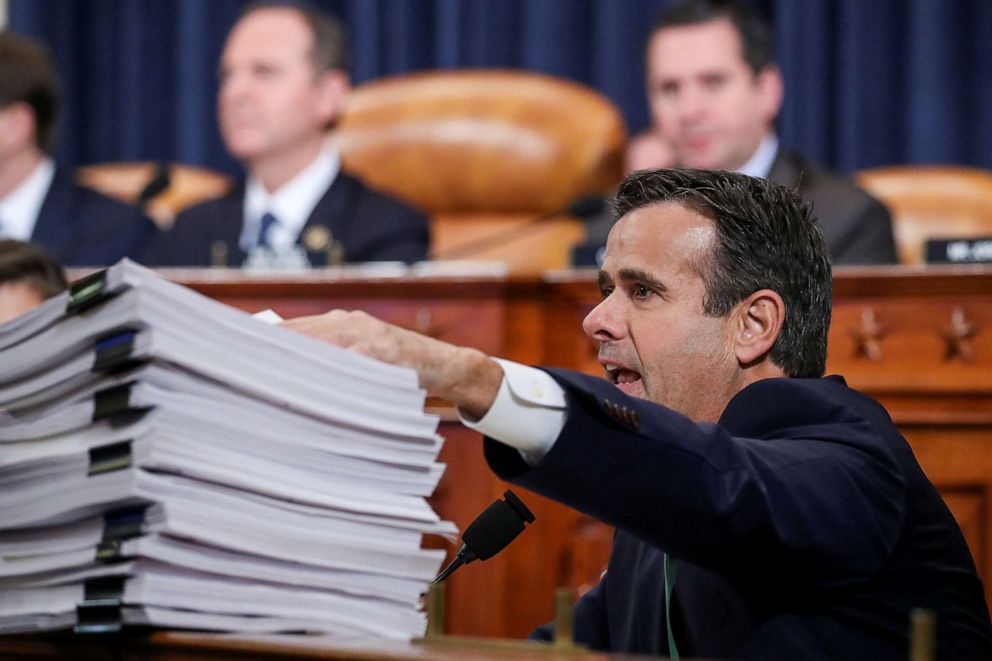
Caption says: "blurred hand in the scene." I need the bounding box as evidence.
[625,129,676,174]
[283,309,503,418]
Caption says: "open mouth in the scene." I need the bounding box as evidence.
[605,364,643,394]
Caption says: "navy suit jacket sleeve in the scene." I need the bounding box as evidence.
[485,370,907,586]
[32,168,160,267]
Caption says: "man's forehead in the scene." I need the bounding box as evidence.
[604,203,715,270]
[610,202,714,239]
[225,8,313,58]
[649,19,747,72]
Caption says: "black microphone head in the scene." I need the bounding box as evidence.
[138,163,171,204]
[566,195,610,219]
[459,490,535,562]
[502,489,535,523]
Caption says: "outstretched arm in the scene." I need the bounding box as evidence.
[283,309,504,419]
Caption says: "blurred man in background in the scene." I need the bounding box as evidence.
[0,31,158,267]
[642,0,897,264]
[147,2,429,268]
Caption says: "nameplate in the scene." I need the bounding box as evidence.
[925,237,992,263]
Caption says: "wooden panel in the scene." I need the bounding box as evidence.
[171,269,510,355]
[0,631,655,660]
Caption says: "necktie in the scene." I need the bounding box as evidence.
[665,553,679,659]
[256,212,278,249]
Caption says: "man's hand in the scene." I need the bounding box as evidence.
[283,310,504,419]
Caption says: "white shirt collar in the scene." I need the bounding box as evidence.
[0,157,56,240]
[737,133,779,180]
[240,147,341,252]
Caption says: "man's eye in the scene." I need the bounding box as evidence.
[659,82,678,98]
[704,75,726,91]
[633,284,652,299]
[599,286,614,299]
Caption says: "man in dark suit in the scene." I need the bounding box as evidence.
[641,0,896,265]
[286,168,990,658]
[145,3,428,268]
[0,31,157,267]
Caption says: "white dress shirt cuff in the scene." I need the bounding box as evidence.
[459,359,568,466]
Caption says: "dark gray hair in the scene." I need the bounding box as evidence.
[0,240,68,299]
[0,30,60,153]
[241,1,348,73]
[651,0,775,75]
[614,168,832,378]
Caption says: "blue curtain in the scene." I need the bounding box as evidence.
[10,0,992,175]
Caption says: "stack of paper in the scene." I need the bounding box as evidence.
[0,259,454,639]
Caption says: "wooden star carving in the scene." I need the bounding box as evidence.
[941,307,977,362]
[851,307,885,361]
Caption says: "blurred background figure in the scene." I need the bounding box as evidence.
[145,2,429,268]
[624,128,676,174]
[572,127,678,266]
[645,0,896,264]
[0,31,158,267]
[0,239,67,324]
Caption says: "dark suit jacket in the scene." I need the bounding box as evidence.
[485,371,992,659]
[144,171,429,266]
[31,168,159,267]
[769,148,898,265]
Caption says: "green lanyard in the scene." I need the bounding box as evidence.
[664,553,679,659]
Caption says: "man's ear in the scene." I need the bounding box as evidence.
[734,289,785,366]
[756,65,783,123]
[315,69,350,125]
[0,102,37,152]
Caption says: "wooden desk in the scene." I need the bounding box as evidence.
[0,631,653,660]
[56,265,989,640]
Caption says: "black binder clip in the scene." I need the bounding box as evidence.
[96,506,147,563]
[92,382,142,422]
[74,576,126,634]
[67,269,112,315]
[93,330,144,373]
[87,441,133,477]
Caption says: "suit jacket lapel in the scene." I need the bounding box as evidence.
[31,168,77,262]
[217,182,249,266]
[300,172,358,265]
[766,148,810,192]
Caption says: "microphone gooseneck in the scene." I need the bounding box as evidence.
[137,162,172,206]
[432,195,611,260]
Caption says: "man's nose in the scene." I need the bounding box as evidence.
[582,297,625,342]
[677,85,708,122]
[220,71,249,102]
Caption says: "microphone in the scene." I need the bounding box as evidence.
[433,195,613,260]
[564,195,610,219]
[138,162,171,207]
[568,195,617,266]
[432,489,536,584]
